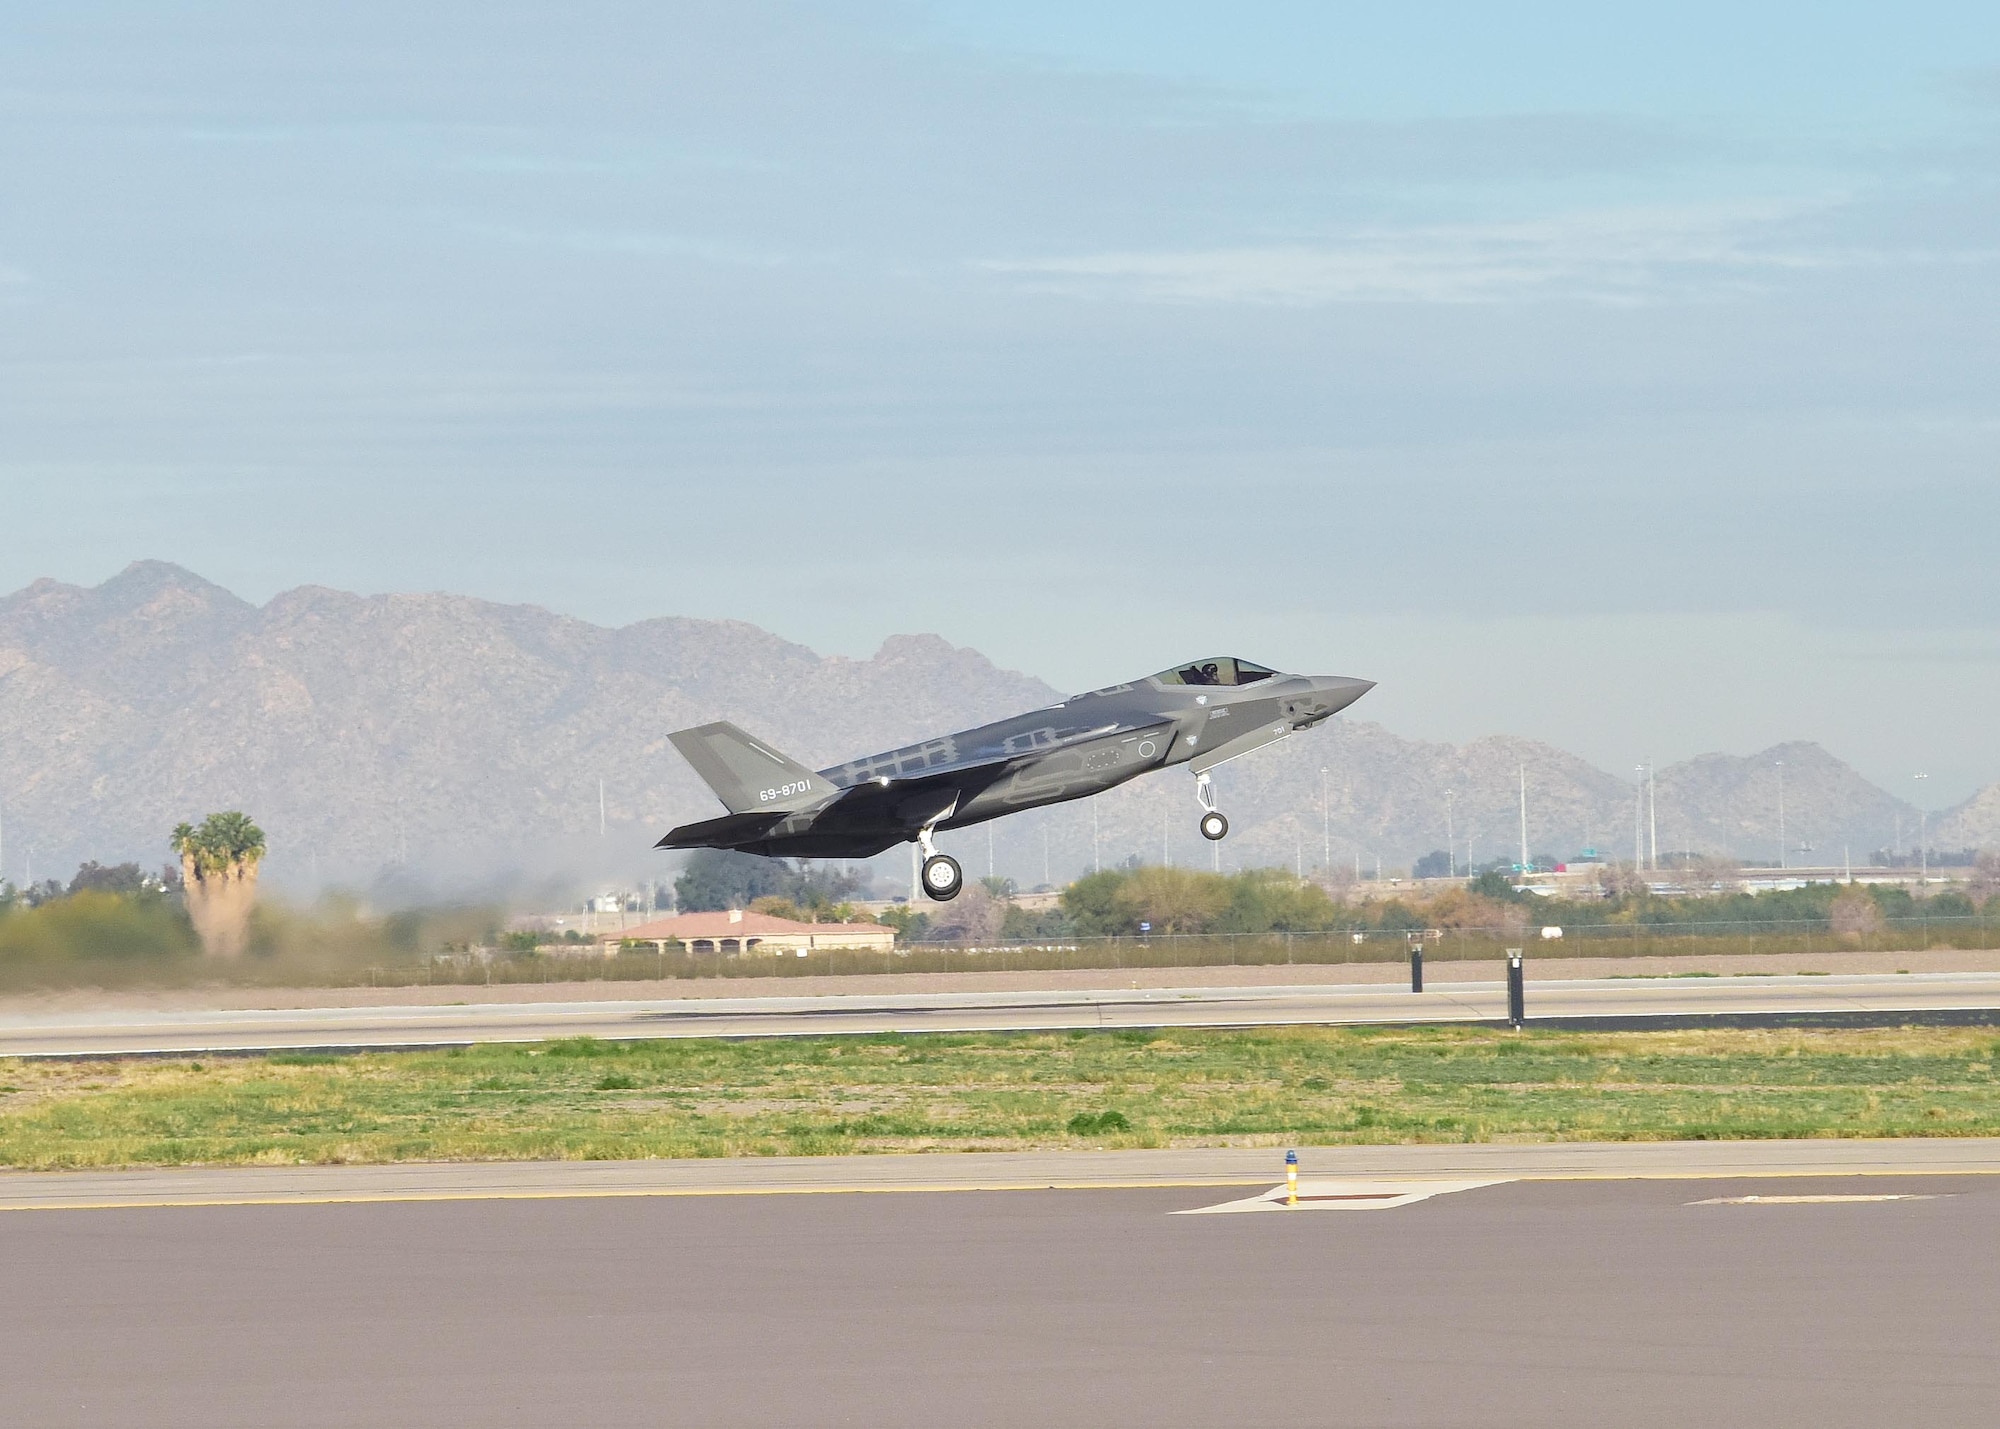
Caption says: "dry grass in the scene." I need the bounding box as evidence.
[2,1025,1997,1170]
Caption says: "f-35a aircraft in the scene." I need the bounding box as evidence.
[656,657,1373,902]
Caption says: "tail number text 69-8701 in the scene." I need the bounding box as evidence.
[760,780,813,802]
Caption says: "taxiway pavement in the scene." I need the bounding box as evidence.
[4,1137,1999,1211]
[4,1162,1994,1426]
[5,970,2000,1056]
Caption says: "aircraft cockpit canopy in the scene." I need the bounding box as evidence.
[1154,657,1277,688]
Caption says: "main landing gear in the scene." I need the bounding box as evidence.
[917,825,963,901]
[1196,771,1229,842]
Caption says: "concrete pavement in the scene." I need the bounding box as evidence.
[5,969,2000,1056]
[4,1171,1995,1426]
[4,1137,1998,1211]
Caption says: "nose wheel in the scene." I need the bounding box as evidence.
[1195,770,1229,841]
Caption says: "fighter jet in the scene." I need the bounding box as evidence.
[656,657,1373,901]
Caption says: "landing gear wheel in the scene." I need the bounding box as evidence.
[1199,811,1229,842]
[921,853,964,901]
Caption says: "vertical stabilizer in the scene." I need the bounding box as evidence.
[668,723,828,815]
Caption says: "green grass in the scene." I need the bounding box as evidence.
[3,1025,1998,1170]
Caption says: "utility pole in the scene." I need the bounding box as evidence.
[1162,805,1169,868]
[1042,827,1050,888]
[987,823,995,880]
[1092,803,1100,875]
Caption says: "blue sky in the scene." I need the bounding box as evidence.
[4,2,1999,802]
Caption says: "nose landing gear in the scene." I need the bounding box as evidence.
[1195,771,1229,841]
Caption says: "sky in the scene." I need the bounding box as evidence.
[4,2,1999,804]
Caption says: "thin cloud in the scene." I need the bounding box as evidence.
[980,199,1990,306]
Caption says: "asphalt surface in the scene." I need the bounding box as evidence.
[4,1171,1995,1427]
[5,1138,1999,1210]
[6,970,2000,1056]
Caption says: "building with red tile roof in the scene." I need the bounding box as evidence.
[604,908,896,956]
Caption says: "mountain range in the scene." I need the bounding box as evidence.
[2,563,1994,898]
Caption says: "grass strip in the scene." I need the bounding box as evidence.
[2,1025,1998,1170]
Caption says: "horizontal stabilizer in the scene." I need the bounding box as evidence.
[654,809,789,850]
[668,722,829,815]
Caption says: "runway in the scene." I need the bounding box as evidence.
[5,969,2000,1056]
[4,1137,1999,1211]
[4,1158,1995,1425]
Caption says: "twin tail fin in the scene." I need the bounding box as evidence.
[668,722,829,815]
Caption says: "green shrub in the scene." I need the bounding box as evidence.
[1066,1109,1130,1135]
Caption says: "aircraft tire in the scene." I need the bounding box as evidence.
[921,853,964,901]
[1199,811,1229,842]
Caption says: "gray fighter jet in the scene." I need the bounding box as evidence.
[656,657,1373,901]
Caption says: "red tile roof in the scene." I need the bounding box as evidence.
[611,911,890,940]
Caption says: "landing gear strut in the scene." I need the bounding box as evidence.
[916,825,963,901]
[1196,772,1229,842]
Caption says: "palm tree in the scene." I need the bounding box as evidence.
[171,812,266,874]
[171,811,266,957]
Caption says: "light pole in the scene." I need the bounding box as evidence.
[1775,759,1785,871]
[1518,764,1528,874]
[1319,766,1330,873]
[1914,773,1929,886]
[1648,762,1658,871]
[1445,791,1456,879]
[1634,764,1646,871]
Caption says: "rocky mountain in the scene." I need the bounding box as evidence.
[0,563,1984,898]
[0,562,1057,892]
[1933,784,2000,855]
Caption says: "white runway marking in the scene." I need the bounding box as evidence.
[1176,1178,1511,1213]
[1680,1184,1944,1192]
[1688,1193,1947,1205]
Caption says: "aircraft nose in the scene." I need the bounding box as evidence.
[1312,676,1375,713]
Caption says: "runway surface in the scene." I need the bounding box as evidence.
[6,969,2000,1056]
[4,1137,1999,1211]
[5,1166,1995,1426]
